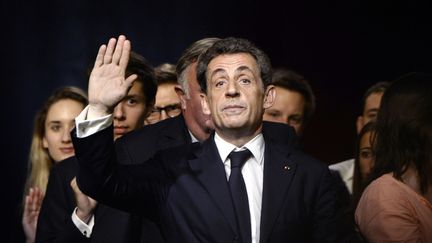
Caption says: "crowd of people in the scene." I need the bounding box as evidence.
[16,35,432,243]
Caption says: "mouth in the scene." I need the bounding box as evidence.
[114,126,129,135]
[60,147,74,154]
[222,105,246,115]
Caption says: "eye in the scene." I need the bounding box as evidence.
[360,149,374,159]
[50,124,61,132]
[266,111,280,117]
[288,116,303,125]
[215,80,226,88]
[126,98,137,106]
[239,78,251,85]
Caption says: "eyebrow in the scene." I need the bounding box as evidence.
[210,65,255,80]
[366,108,379,114]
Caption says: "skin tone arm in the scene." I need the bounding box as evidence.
[87,35,137,119]
[22,187,44,243]
[70,177,97,223]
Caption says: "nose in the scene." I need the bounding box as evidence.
[61,127,72,143]
[225,80,240,98]
[160,110,169,121]
[113,102,125,121]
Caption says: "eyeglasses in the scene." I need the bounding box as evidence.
[146,104,181,124]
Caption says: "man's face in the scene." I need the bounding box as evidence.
[356,91,383,133]
[145,83,181,125]
[202,53,274,136]
[113,81,147,140]
[177,62,214,142]
[263,86,306,135]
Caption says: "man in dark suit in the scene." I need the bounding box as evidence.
[74,36,350,242]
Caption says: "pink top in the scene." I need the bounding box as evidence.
[355,174,432,243]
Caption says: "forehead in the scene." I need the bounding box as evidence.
[207,53,258,75]
[46,99,84,120]
[364,92,383,111]
[273,87,305,111]
[128,81,144,95]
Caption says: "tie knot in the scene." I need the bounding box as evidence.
[229,149,252,168]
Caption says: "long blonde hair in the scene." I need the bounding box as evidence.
[24,86,87,195]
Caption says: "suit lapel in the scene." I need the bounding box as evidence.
[260,140,297,243]
[188,137,238,234]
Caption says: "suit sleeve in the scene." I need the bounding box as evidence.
[312,167,358,243]
[73,125,169,217]
[35,165,90,243]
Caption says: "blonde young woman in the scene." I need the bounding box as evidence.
[22,86,87,243]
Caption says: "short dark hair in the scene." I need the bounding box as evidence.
[196,37,272,93]
[271,68,316,124]
[127,51,157,114]
[369,72,432,194]
[361,81,390,112]
[155,63,177,85]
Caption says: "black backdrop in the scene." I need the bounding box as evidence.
[1,0,431,240]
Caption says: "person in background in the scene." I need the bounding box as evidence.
[22,86,88,243]
[330,81,390,194]
[355,72,432,242]
[35,52,161,243]
[263,68,315,136]
[145,63,181,125]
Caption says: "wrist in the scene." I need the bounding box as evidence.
[87,103,112,119]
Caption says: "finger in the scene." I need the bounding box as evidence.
[103,37,117,64]
[112,35,126,65]
[119,39,131,70]
[94,44,106,67]
[125,74,138,87]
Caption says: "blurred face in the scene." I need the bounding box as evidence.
[177,62,214,142]
[359,131,375,180]
[113,81,147,140]
[263,87,306,135]
[145,83,181,125]
[43,99,84,162]
[201,53,274,139]
[357,92,383,133]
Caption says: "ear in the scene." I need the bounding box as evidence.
[200,93,211,115]
[356,116,363,134]
[263,85,276,109]
[175,85,187,110]
[43,136,49,149]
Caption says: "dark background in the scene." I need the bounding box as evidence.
[1,0,431,241]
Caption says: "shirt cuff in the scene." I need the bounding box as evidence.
[71,207,95,238]
[75,105,113,138]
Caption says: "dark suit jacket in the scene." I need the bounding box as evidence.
[74,118,350,243]
[34,114,195,243]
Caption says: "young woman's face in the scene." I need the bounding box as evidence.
[359,131,375,180]
[43,99,84,162]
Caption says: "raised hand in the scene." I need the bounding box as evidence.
[70,177,97,223]
[22,187,44,243]
[87,35,138,119]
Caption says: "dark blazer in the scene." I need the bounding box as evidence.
[34,114,194,243]
[74,119,350,243]
[36,156,163,243]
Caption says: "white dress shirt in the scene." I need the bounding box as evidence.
[214,132,265,243]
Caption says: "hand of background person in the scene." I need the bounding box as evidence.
[87,35,137,119]
[70,177,98,223]
[22,187,44,243]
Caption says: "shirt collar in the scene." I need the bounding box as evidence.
[214,132,265,165]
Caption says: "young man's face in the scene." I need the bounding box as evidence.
[202,53,274,135]
[263,86,306,136]
[113,81,147,140]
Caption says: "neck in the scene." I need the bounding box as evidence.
[216,125,262,147]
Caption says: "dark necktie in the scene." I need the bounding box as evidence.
[228,149,252,243]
